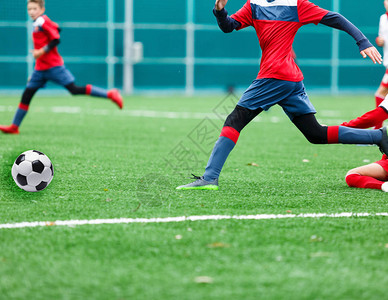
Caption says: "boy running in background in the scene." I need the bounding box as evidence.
[177,0,388,190]
[0,0,123,135]
[373,0,388,129]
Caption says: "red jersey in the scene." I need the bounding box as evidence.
[231,0,328,82]
[32,15,64,71]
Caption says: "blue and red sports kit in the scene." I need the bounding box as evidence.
[7,14,119,130]
[202,0,384,182]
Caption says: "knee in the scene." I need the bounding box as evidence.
[224,105,262,132]
[346,169,358,177]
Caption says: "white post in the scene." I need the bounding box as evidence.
[123,0,134,95]
[107,0,115,90]
[185,0,195,96]
[26,11,33,76]
[331,0,340,94]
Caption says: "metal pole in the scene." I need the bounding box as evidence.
[123,0,134,95]
[331,0,340,94]
[107,0,115,89]
[26,10,33,77]
[186,0,195,96]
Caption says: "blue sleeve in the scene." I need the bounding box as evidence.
[43,39,60,53]
[213,8,241,33]
[320,12,372,51]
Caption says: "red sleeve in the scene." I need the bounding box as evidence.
[298,0,329,25]
[230,0,253,30]
[42,16,60,40]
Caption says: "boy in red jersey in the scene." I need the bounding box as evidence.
[0,0,123,134]
[177,0,388,190]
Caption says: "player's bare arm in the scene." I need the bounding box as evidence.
[215,0,228,11]
[31,48,45,59]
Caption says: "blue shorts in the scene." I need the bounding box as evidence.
[27,65,75,89]
[237,78,316,120]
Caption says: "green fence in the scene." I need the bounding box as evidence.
[0,0,385,94]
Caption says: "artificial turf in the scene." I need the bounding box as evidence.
[0,94,387,299]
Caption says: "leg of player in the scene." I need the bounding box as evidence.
[341,95,388,129]
[292,113,388,155]
[176,105,263,190]
[0,87,38,134]
[345,159,388,192]
[65,82,123,109]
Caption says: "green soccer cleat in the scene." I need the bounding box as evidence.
[176,174,219,190]
[379,126,388,155]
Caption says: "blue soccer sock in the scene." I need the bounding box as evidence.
[12,104,29,127]
[86,84,108,98]
[338,126,382,144]
[203,127,240,181]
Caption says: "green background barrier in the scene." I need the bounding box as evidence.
[0,0,384,93]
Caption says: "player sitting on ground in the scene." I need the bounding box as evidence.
[177,0,388,191]
[344,96,388,192]
[0,0,123,135]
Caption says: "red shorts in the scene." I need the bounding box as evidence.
[381,69,388,88]
[375,154,388,175]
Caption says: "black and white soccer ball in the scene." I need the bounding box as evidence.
[11,150,54,192]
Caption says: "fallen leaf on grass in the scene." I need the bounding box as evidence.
[310,252,332,258]
[247,162,259,167]
[310,235,323,242]
[207,242,230,248]
[194,276,214,284]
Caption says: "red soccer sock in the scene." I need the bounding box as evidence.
[327,126,339,144]
[341,107,388,129]
[220,126,240,144]
[375,94,385,107]
[345,173,383,190]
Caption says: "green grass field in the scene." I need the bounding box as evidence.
[1,93,388,299]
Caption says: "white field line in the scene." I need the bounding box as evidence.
[0,105,346,124]
[1,212,387,230]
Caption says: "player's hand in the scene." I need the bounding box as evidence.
[376,36,385,47]
[360,46,382,64]
[215,0,228,11]
[31,48,45,59]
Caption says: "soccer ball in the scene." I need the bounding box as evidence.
[11,150,54,192]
